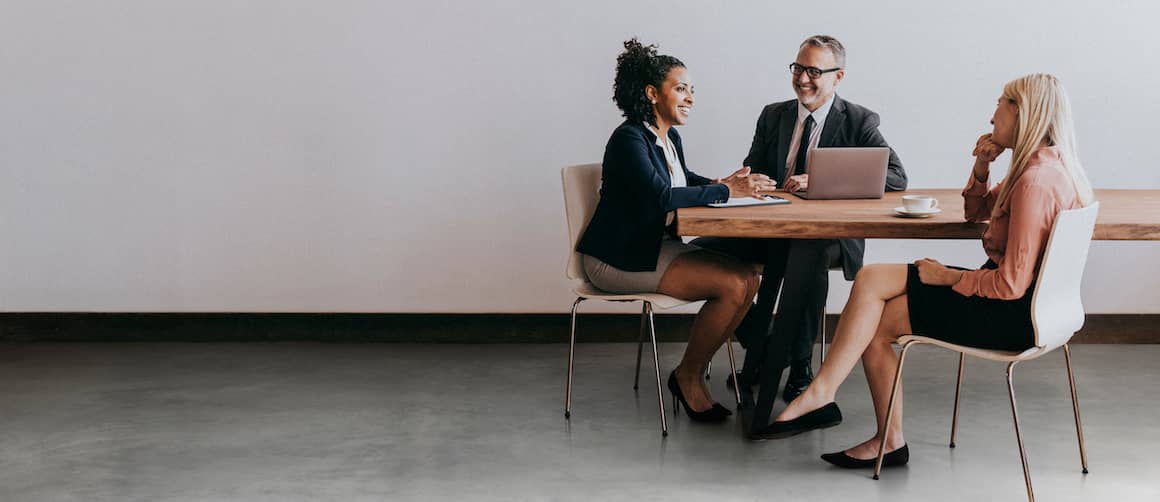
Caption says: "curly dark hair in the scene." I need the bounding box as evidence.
[612,38,685,126]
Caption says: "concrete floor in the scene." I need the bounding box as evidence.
[0,343,1157,501]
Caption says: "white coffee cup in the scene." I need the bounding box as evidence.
[902,195,939,212]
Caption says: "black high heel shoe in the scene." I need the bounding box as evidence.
[667,371,729,422]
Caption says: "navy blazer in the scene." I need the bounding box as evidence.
[743,96,908,279]
[576,121,729,272]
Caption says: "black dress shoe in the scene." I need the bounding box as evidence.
[820,444,909,469]
[747,402,842,440]
[725,371,754,390]
[782,362,814,403]
[667,371,729,423]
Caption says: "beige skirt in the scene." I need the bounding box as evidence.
[582,238,700,294]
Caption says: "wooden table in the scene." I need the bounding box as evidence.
[677,189,1160,241]
[676,188,1160,433]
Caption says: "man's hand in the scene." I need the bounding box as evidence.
[721,166,778,199]
[783,174,809,193]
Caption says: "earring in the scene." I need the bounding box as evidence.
[650,100,656,104]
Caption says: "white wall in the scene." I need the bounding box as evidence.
[2,0,1158,313]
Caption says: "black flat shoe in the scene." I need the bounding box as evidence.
[821,444,909,469]
[747,402,842,440]
[667,371,729,423]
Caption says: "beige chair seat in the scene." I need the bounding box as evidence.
[896,335,1049,362]
[572,281,693,310]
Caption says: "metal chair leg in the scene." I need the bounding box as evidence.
[874,340,916,480]
[818,310,826,364]
[950,353,965,448]
[633,303,646,390]
[725,337,741,406]
[565,297,583,419]
[1006,361,1035,501]
[1063,344,1090,474]
[645,303,668,437]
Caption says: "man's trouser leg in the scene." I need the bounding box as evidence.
[750,239,840,431]
[787,240,842,372]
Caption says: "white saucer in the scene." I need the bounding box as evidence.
[894,206,941,218]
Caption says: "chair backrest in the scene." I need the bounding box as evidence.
[1030,202,1100,349]
[561,163,603,280]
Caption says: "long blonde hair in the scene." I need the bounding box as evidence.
[994,74,1095,211]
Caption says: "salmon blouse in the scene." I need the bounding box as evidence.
[952,146,1083,299]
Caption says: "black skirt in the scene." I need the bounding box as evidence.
[905,261,1036,351]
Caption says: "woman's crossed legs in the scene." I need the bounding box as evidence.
[775,263,913,458]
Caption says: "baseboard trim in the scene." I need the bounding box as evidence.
[0,313,1155,343]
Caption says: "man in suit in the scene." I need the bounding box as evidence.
[694,35,907,433]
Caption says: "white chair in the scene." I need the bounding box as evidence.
[873,203,1099,501]
[818,263,846,365]
[561,163,741,437]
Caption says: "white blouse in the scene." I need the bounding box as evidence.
[645,122,687,188]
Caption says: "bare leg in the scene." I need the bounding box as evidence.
[689,256,757,399]
[657,250,759,412]
[775,264,909,422]
[840,295,911,459]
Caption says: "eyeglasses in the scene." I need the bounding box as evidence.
[789,63,841,79]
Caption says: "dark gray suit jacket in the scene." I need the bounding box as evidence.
[743,95,908,280]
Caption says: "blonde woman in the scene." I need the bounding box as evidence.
[751,74,1095,468]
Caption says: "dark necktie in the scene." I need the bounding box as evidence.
[793,115,815,178]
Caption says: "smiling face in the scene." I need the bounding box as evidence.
[990,96,1019,148]
[792,45,844,111]
[646,66,694,128]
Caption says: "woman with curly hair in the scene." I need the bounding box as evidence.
[763,74,1095,469]
[576,39,778,422]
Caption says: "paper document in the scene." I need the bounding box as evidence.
[707,195,790,208]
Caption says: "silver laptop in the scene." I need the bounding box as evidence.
[797,147,890,200]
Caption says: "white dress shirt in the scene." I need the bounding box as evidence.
[784,96,835,177]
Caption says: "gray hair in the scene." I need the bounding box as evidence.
[800,35,845,68]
